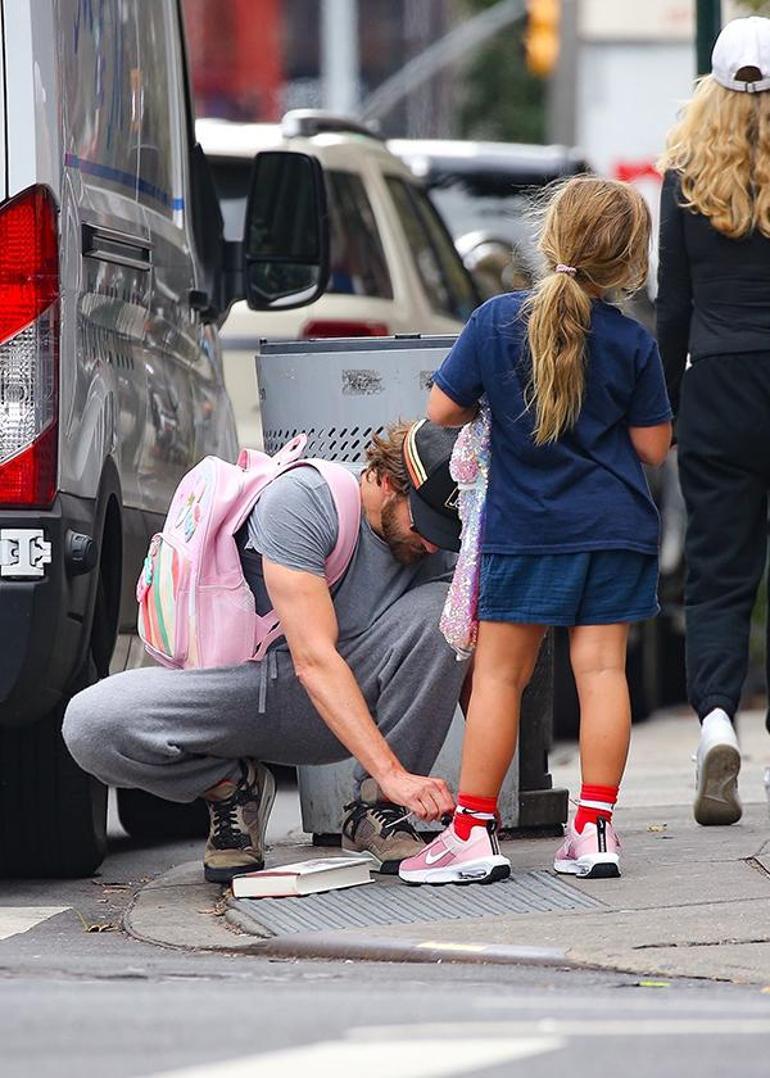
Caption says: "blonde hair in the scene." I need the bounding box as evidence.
[659,74,770,239]
[525,177,650,446]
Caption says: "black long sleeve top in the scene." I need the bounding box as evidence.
[656,168,770,415]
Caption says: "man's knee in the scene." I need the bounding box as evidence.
[62,677,125,781]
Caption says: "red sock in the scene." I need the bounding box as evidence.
[574,784,618,834]
[453,793,498,840]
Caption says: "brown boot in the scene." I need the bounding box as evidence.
[203,760,276,884]
[341,778,425,875]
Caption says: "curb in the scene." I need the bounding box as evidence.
[122,860,578,968]
[224,905,575,967]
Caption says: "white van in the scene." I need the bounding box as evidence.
[0,0,328,877]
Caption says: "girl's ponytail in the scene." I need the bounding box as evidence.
[525,269,591,446]
[524,176,651,446]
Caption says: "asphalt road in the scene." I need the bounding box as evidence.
[1,790,769,1078]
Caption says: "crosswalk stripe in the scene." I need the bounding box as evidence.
[0,907,70,941]
[148,1036,561,1078]
[353,1018,770,1039]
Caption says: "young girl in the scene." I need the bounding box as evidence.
[399,177,672,884]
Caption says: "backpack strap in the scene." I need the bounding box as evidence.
[250,461,361,663]
[307,461,362,586]
[237,434,308,473]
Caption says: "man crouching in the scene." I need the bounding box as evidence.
[63,421,467,882]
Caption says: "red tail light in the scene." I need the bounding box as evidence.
[301,320,389,339]
[0,187,60,508]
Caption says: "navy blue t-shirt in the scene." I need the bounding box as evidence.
[433,293,672,556]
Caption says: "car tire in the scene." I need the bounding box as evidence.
[117,789,210,841]
[0,659,107,879]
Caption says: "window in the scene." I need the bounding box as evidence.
[60,0,178,218]
[210,159,253,241]
[134,2,177,217]
[209,163,394,300]
[386,177,478,321]
[325,172,393,299]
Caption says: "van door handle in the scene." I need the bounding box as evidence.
[82,224,152,272]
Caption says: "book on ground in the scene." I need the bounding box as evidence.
[231,856,373,899]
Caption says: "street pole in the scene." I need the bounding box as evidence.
[547,0,578,145]
[696,0,722,76]
[321,0,359,115]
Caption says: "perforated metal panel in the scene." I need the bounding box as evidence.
[258,336,455,464]
[263,425,385,460]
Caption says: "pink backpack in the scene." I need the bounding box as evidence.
[136,435,361,669]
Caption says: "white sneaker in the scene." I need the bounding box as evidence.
[693,708,742,826]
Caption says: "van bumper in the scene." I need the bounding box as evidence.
[0,494,97,727]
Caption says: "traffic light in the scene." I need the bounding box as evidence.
[525,0,560,78]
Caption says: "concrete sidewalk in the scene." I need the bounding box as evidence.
[125,709,770,984]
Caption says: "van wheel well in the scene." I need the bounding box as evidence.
[91,496,122,678]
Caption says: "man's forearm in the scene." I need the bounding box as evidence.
[295,648,404,783]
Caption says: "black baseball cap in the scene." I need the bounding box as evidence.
[402,419,461,552]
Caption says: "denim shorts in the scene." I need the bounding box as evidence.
[477,550,660,627]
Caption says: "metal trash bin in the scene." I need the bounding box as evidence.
[256,335,567,837]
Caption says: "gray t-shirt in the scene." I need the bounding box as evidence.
[242,466,456,649]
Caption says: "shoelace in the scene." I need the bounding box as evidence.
[208,764,254,850]
[344,799,420,840]
[209,795,250,850]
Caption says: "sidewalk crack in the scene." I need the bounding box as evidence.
[746,856,770,879]
[632,936,770,951]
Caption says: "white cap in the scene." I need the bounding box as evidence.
[711,16,770,93]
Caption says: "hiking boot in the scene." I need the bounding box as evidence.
[398,818,510,886]
[341,778,425,874]
[203,760,276,884]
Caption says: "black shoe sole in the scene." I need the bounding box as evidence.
[204,861,265,885]
[581,862,620,880]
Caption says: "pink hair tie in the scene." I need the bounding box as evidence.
[555,263,577,276]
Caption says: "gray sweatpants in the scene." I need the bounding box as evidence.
[63,582,467,803]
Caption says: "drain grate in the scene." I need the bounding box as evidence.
[230,870,604,938]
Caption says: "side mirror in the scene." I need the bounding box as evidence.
[242,151,329,310]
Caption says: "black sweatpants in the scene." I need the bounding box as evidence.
[677,352,770,720]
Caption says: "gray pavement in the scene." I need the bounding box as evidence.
[126,708,770,984]
[1,709,770,1076]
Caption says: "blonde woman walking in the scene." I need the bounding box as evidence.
[398,177,672,886]
[657,17,770,826]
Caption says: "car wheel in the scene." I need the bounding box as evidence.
[0,659,107,879]
[117,789,210,841]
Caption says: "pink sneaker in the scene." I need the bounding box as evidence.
[398,819,510,885]
[553,817,621,879]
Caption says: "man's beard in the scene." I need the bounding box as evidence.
[381,498,427,565]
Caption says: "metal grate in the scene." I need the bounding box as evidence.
[264,425,385,461]
[230,870,603,938]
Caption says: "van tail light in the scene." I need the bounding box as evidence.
[301,319,389,339]
[0,187,60,508]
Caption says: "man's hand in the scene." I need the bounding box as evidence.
[377,769,455,822]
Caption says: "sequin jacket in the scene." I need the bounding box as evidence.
[439,400,491,659]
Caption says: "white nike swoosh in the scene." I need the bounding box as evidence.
[424,845,453,865]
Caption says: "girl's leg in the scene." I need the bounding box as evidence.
[552,623,629,879]
[569,623,631,788]
[399,620,545,885]
[459,621,547,797]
